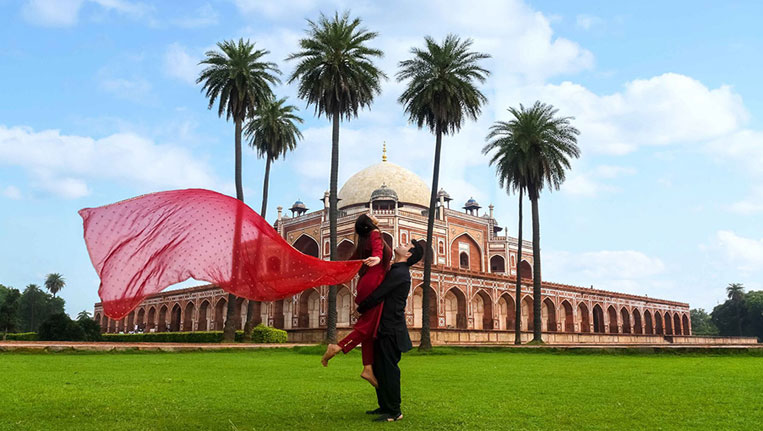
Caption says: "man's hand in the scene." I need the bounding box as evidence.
[363,256,381,267]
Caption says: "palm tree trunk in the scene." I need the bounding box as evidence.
[420,124,443,351]
[223,117,245,342]
[326,112,340,343]
[244,156,272,340]
[514,188,523,345]
[531,193,543,342]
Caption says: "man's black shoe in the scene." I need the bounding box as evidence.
[365,408,387,415]
[372,413,403,422]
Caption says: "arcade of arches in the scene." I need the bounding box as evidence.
[94,274,691,336]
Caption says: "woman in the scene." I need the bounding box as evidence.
[321,213,391,387]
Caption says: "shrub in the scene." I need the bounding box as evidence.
[3,332,38,341]
[38,313,85,341]
[100,327,287,344]
[77,318,102,342]
[250,324,288,343]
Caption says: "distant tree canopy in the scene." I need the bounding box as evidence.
[0,286,22,337]
[710,285,763,340]
[17,284,65,332]
[689,308,718,335]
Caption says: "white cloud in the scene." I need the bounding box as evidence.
[576,14,602,30]
[560,164,634,197]
[706,129,763,176]
[233,0,328,19]
[2,185,22,199]
[98,76,153,103]
[0,125,226,199]
[163,43,201,85]
[518,73,748,155]
[21,0,153,27]
[170,3,218,28]
[716,230,763,271]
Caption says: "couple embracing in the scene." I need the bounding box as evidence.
[321,213,424,422]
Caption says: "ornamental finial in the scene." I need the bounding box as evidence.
[382,141,387,162]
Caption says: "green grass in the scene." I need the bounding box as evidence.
[1,347,762,431]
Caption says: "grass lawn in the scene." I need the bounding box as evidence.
[1,347,762,431]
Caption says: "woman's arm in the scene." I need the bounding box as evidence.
[363,230,383,266]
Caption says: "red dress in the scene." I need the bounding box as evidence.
[337,230,388,365]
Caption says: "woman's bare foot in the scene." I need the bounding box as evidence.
[360,366,378,388]
[321,344,342,367]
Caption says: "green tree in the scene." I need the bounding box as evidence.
[397,34,490,350]
[18,284,65,332]
[726,282,745,336]
[0,287,21,340]
[38,313,85,341]
[497,102,580,342]
[242,96,303,339]
[287,11,385,343]
[483,114,532,344]
[742,290,763,341]
[77,317,102,342]
[197,38,280,342]
[77,310,92,321]
[44,273,65,297]
[689,308,718,335]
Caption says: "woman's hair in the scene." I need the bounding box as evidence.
[351,214,392,269]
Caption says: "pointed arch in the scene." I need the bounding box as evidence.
[158,305,169,332]
[293,234,319,258]
[607,305,618,333]
[592,304,605,333]
[632,308,643,334]
[664,312,673,335]
[412,284,437,329]
[498,293,516,330]
[490,255,506,273]
[673,313,682,335]
[542,297,557,332]
[146,306,156,332]
[170,303,182,332]
[444,287,467,329]
[214,297,227,331]
[620,307,631,334]
[450,233,482,271]
[471,289,493,330]
[560,300,574,332]
[183,302,195,331]
[577,302,591,333]
[654,312,664,335]
[644,310,654,335]
[337,239,355,261]
[682,314,690,336]
[299,289,321,328]
[126,311,135,332]
[336,285,352,327]
[521,295,534,331]
[198,300,210,331]
[518,260,532,280]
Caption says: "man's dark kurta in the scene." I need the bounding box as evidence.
[358,261,413,416]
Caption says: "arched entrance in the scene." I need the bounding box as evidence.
[126,311,135,332]
[158,305,168,332]
[336,286,352,327]
[592,304,605,333]
[654,312,664,335]
[337,240,355,261]
[170,303,182,332]
[146,307,156,332]
[682,314,690,335]
[620,307,631,334]
[136,308,145,332]
[607,305,618,334]
[214,298,227,331]
[490,255,506,273]
[299,289,320,328]
[521,296,534,331]
[198,300,210,331]
[471,290,493,330]
[412,285,437,329]
[381,232,393,249]
[664,312,673,335]
[293,235,319,258]
[542,298,557,332]
[577,302,591,333]
[644,310,653,335]
[632,309,642,334]
[497,294,515,330]
[560,300,574,332]
[673,314,682,335]
[444,288,467,329]
[183,302,195,331]
[518,260,532,280]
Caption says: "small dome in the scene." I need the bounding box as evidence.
[291,200,306,209]
[464,197,481,208]
[371,183,398,201]
[437,188,452,201]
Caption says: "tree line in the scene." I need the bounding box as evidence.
[198,11,580,348]
[690,283,763,340]
[0,274,66,336]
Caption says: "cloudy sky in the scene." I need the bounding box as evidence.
[2,0,762,316]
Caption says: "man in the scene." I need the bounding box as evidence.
[357,239,424,422]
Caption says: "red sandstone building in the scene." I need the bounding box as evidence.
[94,152,692,342]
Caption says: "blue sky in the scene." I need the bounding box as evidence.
[2,0,762,316]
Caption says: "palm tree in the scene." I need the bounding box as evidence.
[397,34,490,350]
[44,273,65,297]
[505,102,580,342]
[197,38,280,342]
[483,115,532,344]
[242,96,303,339]
[77,310,92,321]
[287,11,385,343]
[726,282,745,336]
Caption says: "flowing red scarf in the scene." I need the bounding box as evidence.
[80,189,361,319]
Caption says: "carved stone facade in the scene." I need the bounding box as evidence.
[94,157,691,338]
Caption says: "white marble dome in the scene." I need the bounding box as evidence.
[338,161,430,209]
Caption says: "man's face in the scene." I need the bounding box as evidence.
[394,242,413,260]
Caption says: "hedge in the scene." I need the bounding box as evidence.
[101,325,287,344]
[2,332,38,341]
